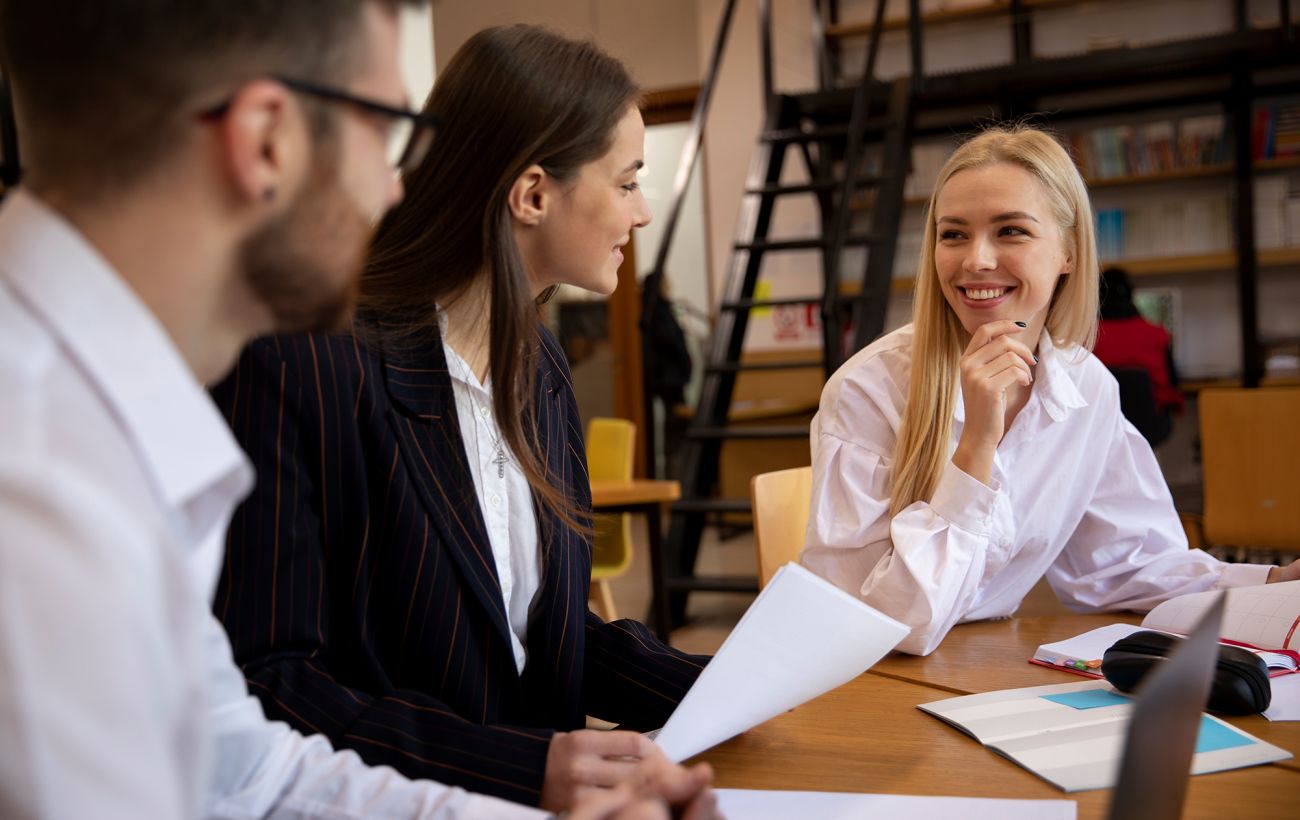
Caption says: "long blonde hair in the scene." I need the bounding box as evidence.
[888,125,1099,515]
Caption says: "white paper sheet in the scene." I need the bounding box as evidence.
[653,562,910,762]
[1264,671,1300,721]
[715,789,1076,819]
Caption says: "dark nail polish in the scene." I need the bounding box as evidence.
[1014,321,1027,328]
[1033,355,1039,364]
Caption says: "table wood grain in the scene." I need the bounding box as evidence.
[588,479,680,508]
[870,614,1300,772]
[691,670,1300,818]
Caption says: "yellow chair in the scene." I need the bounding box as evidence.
[1194,387,1300,554]
[586,417,636,621]
[750,466,813,589]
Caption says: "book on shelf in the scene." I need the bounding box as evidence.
[1253,100,1300,160]
[1263,339,1300,379]
[1030,581,1300,681]
[1094,194,1233,263]
[1254,171,1300,249]
[1070,113,1229,181]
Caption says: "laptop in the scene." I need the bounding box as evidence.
[1107,591,1226,820]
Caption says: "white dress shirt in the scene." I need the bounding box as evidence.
[802,323,1270,656]
[442,323,542,676]
[0,190,545,819]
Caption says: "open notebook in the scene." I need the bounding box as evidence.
[919,593,1291,795]
[1032,581,1300,678]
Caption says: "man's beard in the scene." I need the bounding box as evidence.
[240,161,372,335]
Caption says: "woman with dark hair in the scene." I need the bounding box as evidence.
[210,25,711,815]
[1092,266,1183,445]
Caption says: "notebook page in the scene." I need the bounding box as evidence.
[1141,581,1300,651]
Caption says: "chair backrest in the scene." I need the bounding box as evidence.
[586,417,635,482]
[1199,387,1300,551]
[586,418,636,575]
[750,466,813,589]
[1110,366,1166,446]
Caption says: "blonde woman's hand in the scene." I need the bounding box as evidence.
[951,319,1036,486]
[1267,559,1300,583]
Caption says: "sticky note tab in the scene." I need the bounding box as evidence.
[1041,689,1131,710]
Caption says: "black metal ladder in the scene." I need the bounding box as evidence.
[652,4,918,632]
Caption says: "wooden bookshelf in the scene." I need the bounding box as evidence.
[1085,163,1232,188]
[1084,157,1300,188]
[825,0,1087,39]
[1256,155,1300,173]
[1110,247,1300,277]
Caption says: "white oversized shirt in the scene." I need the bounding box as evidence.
[441,322,542,676]
[801,323,1270,656]
[0,190,545,819]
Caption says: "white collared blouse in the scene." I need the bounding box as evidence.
[441,323,541,676]
[801,324,1269,656]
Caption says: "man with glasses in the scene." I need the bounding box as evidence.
[0,2,714,818]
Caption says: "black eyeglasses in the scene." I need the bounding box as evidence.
[202,76,440,175]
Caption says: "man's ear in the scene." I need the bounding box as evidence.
[507,165,548,226]
[213,79,310,207]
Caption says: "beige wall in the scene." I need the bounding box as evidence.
[696,0,821,349]
[431,0,701,90]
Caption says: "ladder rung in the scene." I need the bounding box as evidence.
[705,359,823,373]
[734,234,879,253]
[671,498,752,514]
[718,295,822,311]
[762,124,849,144]
[746,176,883,196]
[762,117,891,144]
[686,426,809,440]
[665,575,759,594]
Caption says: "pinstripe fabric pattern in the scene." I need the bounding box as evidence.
[211,325,707,806]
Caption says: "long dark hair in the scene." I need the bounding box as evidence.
[358,24,639,530]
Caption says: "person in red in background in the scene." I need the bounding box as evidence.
[1093,266,1183,447]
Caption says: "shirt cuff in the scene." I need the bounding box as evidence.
[1214,561,1273,589]
[460,795,550,819]
[929,460,999,535]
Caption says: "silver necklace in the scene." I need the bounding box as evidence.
[456,355,509,479]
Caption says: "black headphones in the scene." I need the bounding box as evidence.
[1101,630,1271,715]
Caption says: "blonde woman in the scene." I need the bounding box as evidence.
[801,125,1300,655]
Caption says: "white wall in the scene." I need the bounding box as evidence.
[400,5,437,106]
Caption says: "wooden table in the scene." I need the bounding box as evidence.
[589,479,679,638]
[872,614,1300,771]
[692,613,1300,817]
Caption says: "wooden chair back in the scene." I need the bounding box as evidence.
[1199,387,1300,551]
[750,466,813,589]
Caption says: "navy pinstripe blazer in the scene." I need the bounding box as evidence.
[210,325,707,806]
